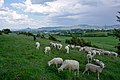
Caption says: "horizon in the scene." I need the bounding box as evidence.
[0,0,120,29]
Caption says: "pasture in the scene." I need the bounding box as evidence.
[0,34,120,80]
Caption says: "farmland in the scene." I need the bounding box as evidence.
[0,34,120,80]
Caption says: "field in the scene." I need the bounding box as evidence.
[0,34,120,80]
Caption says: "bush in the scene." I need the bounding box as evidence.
[0,30,2,35]
[49,34,58,41]
[18,32,33,36]
[2,29,11,34]
[65,35,92,47]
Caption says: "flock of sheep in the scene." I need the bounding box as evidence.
[35,41,118,80]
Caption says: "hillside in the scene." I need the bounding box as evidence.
[0,34,120,80]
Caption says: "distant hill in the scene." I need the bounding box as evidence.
[16,24,120,32]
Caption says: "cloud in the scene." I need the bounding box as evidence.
[0,7,40,29]
[0,0,4,7]
[1,0,119,29]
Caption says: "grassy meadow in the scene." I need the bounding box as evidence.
[0,34,120,80]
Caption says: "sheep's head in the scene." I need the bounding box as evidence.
[48,61,51,66]
[100,62,105,68]
[93,59,99,62]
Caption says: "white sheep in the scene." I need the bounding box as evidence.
[48,58,63,67]
[102,50,111,56]
[75,46,81,50]
[65,46,70,53]
[110,52,118,57]
[58,60,79,76]
[93,59,105,67]
[86,53,93,63]
[44,47,51,54]
[83,63,105,80]
[57,43,63,50]
[35,42,40,49]
[71,45,75,49]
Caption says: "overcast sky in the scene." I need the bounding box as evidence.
[0,0,120,29]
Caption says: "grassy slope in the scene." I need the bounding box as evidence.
[0,34,120,80]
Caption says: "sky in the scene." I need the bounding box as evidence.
[0,0,120,29]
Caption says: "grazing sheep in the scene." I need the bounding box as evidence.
[110,52,118,57]
[79,47,84,51]
[93,59,105,67]
[35,42,40,49]
[90,50,97,57]
[86,53,93,63]
[44,47,51,54]
[102,50,111,56]
[57,43,63,50]
[48,58,63,67]
[65,46,70,53]
[58,60,79,76]
[75,46,81,50]
[95,51,101,55]
[71,45,75,49]
[83,63,105,80]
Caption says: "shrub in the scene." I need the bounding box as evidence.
[65,35,92,47]
[2,29,11,34]
[49,34,57,41]
[0,30,2,35]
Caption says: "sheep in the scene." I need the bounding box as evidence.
[75,46,81,50]
[90,50,97,57]
[35,42,40,49]
[48,58,63,67]
[65,46,70,53]
[102,50,111,56]
[110,52,118,57]
[95,50,101,55]
[56,43,63,50]
[93,59,105,67]
[58,60,79,76]
[83,63,105,80]
[86,53,93,63]
[44,47,51,54]
[79,47,84,51]
[71,45,75,49]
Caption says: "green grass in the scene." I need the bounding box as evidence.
[0,34,120,80]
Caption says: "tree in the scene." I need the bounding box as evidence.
[65,35,92,47]
[116,11,120,22]
[49,34,58,41]
[0,30,2,35]
[114,11,120,54]
[2,29,11,34]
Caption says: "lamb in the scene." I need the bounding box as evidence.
[35,42,40,49]
[48,58,63,67]
[65,46,70,53]
[44,47,51,54]
[58,60,79,76]
[83,63,105,80]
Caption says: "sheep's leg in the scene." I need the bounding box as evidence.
[74,71,76,76]
[97,73,100,80]
[69,68,71,72]
[56,64,58,67]
[82,69,88,74]
[77,70,79,76]
[87,71,89,75]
